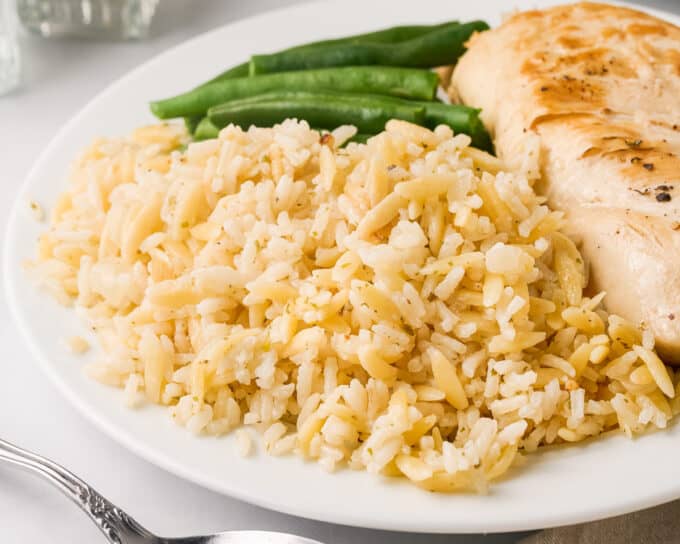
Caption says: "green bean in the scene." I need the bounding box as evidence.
[205,90,492,151]
[416,102,492,152]
[208,92,425,134]
[186,64,251,132]
[181,22,461,131]
[319,21,459,46]
[199,21,459,88]
[151,66,438,119]
[193,117,220,140]
[184,116,202,134]
[249,20,489,75]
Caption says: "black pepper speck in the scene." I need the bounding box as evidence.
[642,163,654,171]
[656,192,672,202]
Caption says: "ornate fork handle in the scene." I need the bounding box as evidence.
[0,438,154,544]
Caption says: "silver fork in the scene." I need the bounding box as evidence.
[0,437,323,544]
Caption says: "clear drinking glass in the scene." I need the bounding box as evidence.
[0,0,21,94]
[16,0,158,40]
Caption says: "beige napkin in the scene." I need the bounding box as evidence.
[519,500,680,544]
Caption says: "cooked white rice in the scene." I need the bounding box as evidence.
[30,119,679,492]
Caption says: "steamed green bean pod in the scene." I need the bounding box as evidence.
[184,116,203,134]
[151,66,439,119]
[195,117,375,145]
[208,91,426,134]
[415,101,492,151]
[200,21,460,88]
[184,22,463,132]
[249,21,489,74]
[193,117,221,140]
[185,64,250,131]
[205,90,491,151]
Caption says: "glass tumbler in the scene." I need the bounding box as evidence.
[16,0,158,40]
[0,0,20,94]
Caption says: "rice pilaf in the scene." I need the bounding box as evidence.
[31,119,679,492]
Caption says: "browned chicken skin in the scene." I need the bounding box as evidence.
[452,2,680,362]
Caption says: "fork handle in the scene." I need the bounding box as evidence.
[0,438,153,544]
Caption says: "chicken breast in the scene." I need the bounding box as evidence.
[452,2,680,362]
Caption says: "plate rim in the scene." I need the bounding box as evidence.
[5,0,680,534]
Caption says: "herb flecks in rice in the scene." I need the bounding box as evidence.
[31,119,678,492]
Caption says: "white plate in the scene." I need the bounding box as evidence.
[5,0,680,534]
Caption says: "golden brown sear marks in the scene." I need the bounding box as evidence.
[532,113,680,188]
[627,23,670,37]
[620,150,680,185]
[521,47,637,81]
[498,1,680,162]
[557,34,595,50]
[532,76,605,113]
[535,112,680,188]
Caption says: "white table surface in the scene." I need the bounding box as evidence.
[1,1,678,543]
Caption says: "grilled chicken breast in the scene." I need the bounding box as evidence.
[452,2,680,362]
